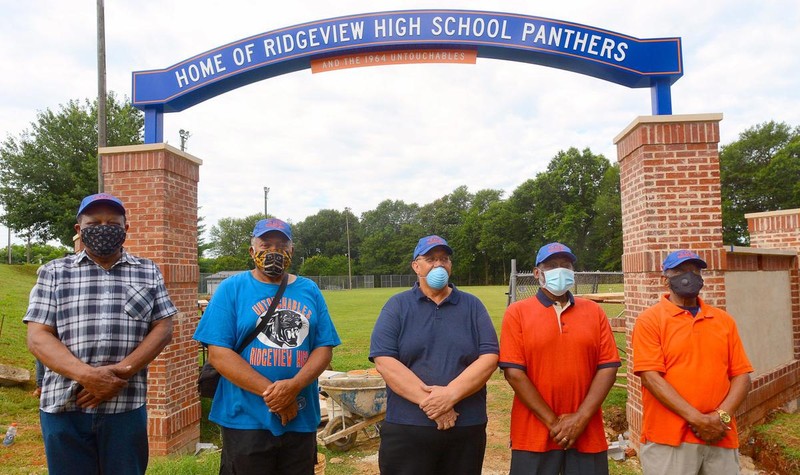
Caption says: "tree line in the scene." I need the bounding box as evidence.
[1,94,797,284]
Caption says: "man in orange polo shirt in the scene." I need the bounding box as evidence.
[633,249,753,475]
[500,242,620,474]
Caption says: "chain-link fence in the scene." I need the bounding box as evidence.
[202,272,420,295]
[379,274,417,289]
[304,275,375,290]
[508,259,623,305]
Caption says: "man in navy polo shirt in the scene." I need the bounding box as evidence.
[369,235,499,475]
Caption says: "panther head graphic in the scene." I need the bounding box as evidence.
[262,309,305,348]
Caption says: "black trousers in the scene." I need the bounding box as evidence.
[510,449,610,475]
[378,422,487,475]
[219,427,316,475]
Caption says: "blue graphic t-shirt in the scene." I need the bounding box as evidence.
[194,272,340,434]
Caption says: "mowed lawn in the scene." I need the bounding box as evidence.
[0,265,633,474]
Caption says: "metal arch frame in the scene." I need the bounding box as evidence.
[133,10,683,143]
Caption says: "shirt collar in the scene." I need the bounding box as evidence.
[74,248,140,268]
[412,282,460,305]
[660,293,713,318]
[536,288,574,308]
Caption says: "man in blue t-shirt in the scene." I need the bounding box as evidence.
[369,235,499,475]
[194,218,340,475]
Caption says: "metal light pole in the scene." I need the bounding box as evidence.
[179,129,191,151]
[96,0,107,192]
[345,207,352,290]
[263,187,270,218]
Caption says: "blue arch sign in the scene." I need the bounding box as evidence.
[132,10,682,143]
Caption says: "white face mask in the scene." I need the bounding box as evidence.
[539,268,575,296]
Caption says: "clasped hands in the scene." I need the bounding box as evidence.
[419,384,459,431]
[689,412,729,444]
[548,413,589,450]
[262,379,301,426]
[76,363,132,408]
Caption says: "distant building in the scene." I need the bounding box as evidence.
[206,270,246,295]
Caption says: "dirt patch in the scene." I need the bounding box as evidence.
[603,405,628,437]
[740,411,800,475]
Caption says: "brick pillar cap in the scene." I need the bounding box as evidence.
[614,113,723,144]
[744,208,800,219]
[98,143,203,165]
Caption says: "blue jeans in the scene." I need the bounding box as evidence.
[40,405,148,475]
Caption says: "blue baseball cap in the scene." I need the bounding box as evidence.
[662,249,707,271]
[76,193,126,218]
[252,218,292,240]
[535,242,577,266]
[413,235,453,260]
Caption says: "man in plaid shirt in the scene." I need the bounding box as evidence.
[24,193,177,475]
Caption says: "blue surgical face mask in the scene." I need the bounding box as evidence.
[425,266,449,290]
[540,268,575,296]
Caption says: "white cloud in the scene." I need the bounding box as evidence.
[1,0,799,245]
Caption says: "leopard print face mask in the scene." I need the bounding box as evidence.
[253,249,292,277]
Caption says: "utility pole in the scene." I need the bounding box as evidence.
[96,0,107,192]
[345,207,352,290]
[263,187,270,218]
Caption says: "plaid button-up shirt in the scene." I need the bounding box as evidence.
[24,250,177,414]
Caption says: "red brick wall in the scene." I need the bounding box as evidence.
[615,114,725,448]
[748,209,800,251]
[100,144,202,455]
[741,210,800,426]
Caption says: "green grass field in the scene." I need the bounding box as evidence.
[0,263,637,473]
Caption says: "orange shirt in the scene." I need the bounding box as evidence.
[632,295,753,448]
[499,291,621,453]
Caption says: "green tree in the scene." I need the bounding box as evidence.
[586,163,622,270]
[0,93,143,246]
[449,188,505,284]
[720,121,800,244]
[293,209,361,261]
[197,209,213,258]
[417,185,472,238]
[299,255,349,276]
[359,200,422,275]
[207,213,263,268]
[0,242,72,265]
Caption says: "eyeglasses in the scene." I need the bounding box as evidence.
[416,255,452,265]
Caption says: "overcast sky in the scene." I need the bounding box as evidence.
[1,1,799,247]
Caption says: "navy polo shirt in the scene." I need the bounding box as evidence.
[369,283,499,427]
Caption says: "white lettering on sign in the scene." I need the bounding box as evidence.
[175,53,227,88]
[430,17,512,40]
[373,17,422,38]
[520,22,627,61]
[263,21,366,58]
[170,14,634,91]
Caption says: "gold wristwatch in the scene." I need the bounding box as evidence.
[716,409,731,424]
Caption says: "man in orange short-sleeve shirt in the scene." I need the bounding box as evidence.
[633,249,753,475]
[500,243,620,475]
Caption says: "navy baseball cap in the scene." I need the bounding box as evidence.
[535,242,577,266]
[76,193,126,218]
[252,218,292,240]
[413,235,453,260]
[662,250,707,271]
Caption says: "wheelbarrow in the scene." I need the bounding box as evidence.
[317,371,387,451]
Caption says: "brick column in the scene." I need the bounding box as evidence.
[747,209,800,256]
[99,143,202,455]
[746,208,800,363]
[614,114,725,448]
